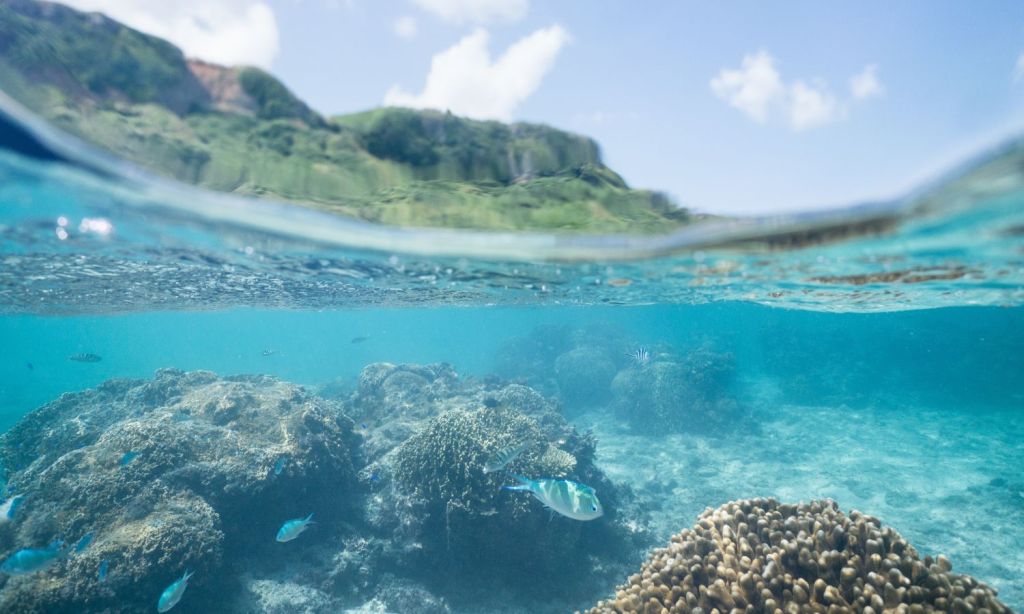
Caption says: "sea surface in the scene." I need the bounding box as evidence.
[1,97,1023,613]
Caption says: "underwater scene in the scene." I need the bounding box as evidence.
[2,2,1024,613]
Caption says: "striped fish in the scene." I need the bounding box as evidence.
[69,353,102,363]
[503,475,603,521]
[630,347,650,366]
[483,442,528,474]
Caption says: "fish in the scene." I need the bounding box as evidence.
[0,540,65,575]
[273,456,288,476]
[68,353,102,363]
[25,362,33,371]
[261,349,277,356]
[119,451,138,466]
[350,336,370,344]
[98,559,109,581]
[503,475,603,521]
[0,494,24,521]
[483,442,529,474]
[482,397,499,409]
[630,347,650,366]
[276,513,314,542]
[157,569,194,612]
[74,532,94,553]
[370,472,380,483]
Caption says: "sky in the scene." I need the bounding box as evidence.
[58,0,1024,215]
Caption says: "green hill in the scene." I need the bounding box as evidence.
[0,0,695,233]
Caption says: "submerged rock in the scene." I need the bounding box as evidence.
[344,362,647,605]
[554,346,618,414]
[0,369,360,613]
[585,497,1011,613]
[611,344,737,433]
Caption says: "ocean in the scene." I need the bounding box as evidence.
[1,99,1023,613]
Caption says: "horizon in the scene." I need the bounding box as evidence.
[47,0,1024,216]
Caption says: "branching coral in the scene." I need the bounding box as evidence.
[586,498,1009,614]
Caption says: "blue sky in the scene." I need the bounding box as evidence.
[61,1,1024,215]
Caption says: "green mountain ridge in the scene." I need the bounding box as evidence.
[0,0,697,233]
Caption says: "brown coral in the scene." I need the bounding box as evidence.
[585,498,1009,614]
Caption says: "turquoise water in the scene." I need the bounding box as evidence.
[2,101,1024,612]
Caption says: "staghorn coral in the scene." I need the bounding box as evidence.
[585,497,1010,614]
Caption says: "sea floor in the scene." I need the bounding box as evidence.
[578,385,1024,611]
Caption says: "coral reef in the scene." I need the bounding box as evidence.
[611,344,737,433]
[0,369,359,613]
[344,362,647,603]
[585,498,1010,613]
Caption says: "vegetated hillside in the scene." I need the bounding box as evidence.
[0,0,695,232]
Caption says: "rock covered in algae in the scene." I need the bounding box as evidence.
[341,362,646,598]
[584,497,1010,614]
[0,369,360,613]
[610,344,737,433]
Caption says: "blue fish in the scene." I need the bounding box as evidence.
[157,569,194,612]
[0,494,23,521]
[120,451,138,466]
[273,456,288,476]
[276,513,314,542]
[0,540,64,575]
[74,532,94,553]
[98,559,109,581]
[370,472,380,483]
[25,362,33,371]
[503,475,604,521]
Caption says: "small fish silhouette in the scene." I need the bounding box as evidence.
[98,560,109,581]
[261,349,277,357]
[25,362,33,371]
[157,569,194,612]
[69,353,102,363]
[273,457,288,476]
[276,514,314,542]
[0,494,24,521]
[484,442,529,474]
[119,451,138,466]
[0,540,65,575]
[350,336,370,344]
[74,532,94,553]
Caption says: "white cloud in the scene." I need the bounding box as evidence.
[789,81,842,130]
[58,0,279,68]
[384,25,569,121]
[709,51,785,123]
[712,52,881,131]
[394,15,418,39]
[412,0,528,24]
[850,64,884,99]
